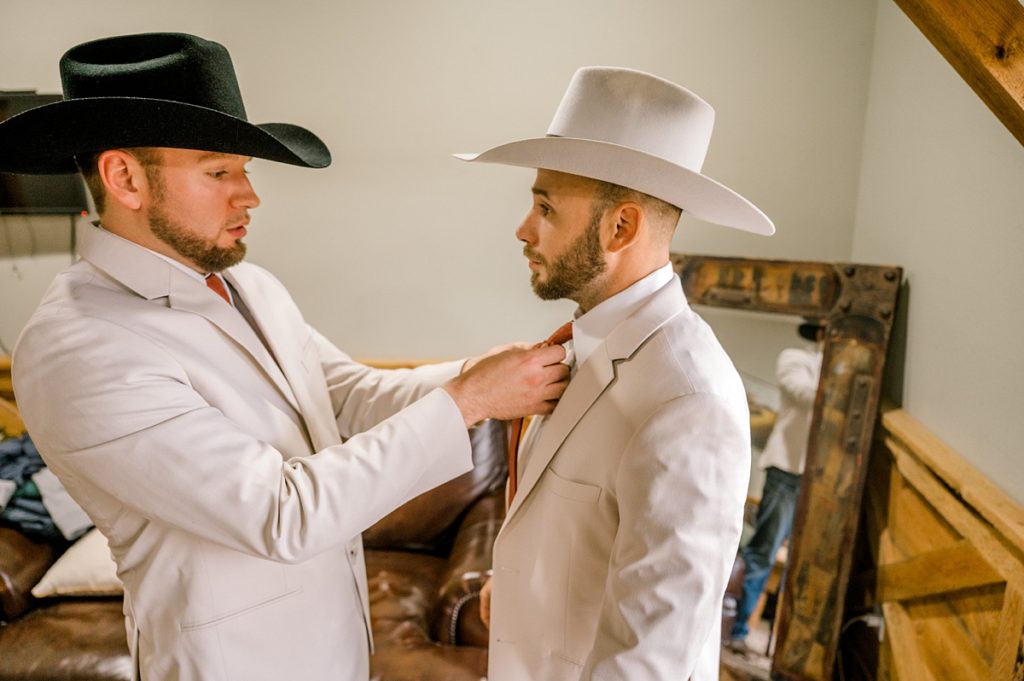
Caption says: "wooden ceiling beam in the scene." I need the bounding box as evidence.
[893,0,1024,147]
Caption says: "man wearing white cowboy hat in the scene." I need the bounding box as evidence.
[460,67,774,681]
[2,32,569,681]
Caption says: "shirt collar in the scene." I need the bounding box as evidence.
[572,262,674,370]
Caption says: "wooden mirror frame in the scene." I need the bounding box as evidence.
[670,253,903,681]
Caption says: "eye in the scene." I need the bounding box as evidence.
[538,203,552,217]
[208,170,228,179]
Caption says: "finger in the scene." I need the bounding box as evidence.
[530,343,567,364]
[545,364,570,382]
[542,379,569,400]
[533,400,558,415]
[480,581,492,628]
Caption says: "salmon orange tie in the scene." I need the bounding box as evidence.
[507,321,573,503]
[205,273,231,305]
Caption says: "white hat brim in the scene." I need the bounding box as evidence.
[456,136,774,236]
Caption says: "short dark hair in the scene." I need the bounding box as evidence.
[591,180,682,243]
[75,147,163,214]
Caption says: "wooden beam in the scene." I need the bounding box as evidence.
[883,600,937,681]
[877,538,1003,602]
[0,397,24,437]
[884,408,1024,555]
[893,0,1024,147]
[991,578,1024,681]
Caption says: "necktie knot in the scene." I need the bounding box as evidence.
[538,321,573,348]
[205,273,231,305]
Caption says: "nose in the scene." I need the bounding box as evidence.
[234,175,261,209]
[515,213,536,245]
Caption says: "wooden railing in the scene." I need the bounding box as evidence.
[852,407,1024,680]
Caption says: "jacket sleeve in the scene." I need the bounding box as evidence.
[12,314,472,565]
[776,348,820,408]
[309,328,464,439]
[582,393,749,680]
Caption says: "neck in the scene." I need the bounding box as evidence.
[573,255,669,313]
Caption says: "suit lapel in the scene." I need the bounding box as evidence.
[167,277,302,415]
[78,225,302,415]
[224,267,339,451]
[503,275,689,524]
[506,345,615,520]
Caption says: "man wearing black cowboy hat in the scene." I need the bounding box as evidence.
[2,32,569,680]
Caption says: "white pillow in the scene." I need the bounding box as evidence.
[32,528,123,598]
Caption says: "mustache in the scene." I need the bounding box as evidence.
[523,246,545,264]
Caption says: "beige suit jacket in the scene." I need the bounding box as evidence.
[488,276,750,681]
[12,225,472,680]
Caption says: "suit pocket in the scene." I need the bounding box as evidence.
[181,586,303,631]
[542,469,601,504]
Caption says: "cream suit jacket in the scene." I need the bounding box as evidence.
[12,226,472,681]
[488,275,750,681]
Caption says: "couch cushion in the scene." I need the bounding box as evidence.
[32,528,123,598]
[362,418,506,551]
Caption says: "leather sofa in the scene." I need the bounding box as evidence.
[0,419,506,681]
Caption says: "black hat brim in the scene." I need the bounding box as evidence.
[798,322,824,341]
[0,97,331,174]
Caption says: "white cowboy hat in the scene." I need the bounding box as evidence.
[455,66,774,236]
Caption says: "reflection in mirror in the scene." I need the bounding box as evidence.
[673,253,901,681]
[703,309,822,678]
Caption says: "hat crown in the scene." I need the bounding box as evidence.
[60,33,247,120]
[546,67,714,173]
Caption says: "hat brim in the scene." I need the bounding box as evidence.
[455,137,773,236]
[798,322,824,341]
[0,97,330,174]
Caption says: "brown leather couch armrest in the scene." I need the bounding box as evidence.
[430,488,505,647]
[363,419,507,552]
[0,526,57,622]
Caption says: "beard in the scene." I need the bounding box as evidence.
[148,199,247,273]
[528,207,607,301]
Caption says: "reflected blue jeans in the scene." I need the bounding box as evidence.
[730,466,802,640]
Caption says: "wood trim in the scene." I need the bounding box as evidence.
[893,0,1024,147]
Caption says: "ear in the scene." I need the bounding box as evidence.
[605,202,644,254]
[97,150,149,211]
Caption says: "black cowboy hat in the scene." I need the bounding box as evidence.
[798,318,825,342]
[0,32,330,174]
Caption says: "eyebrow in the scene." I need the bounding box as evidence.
[531,187,550,198]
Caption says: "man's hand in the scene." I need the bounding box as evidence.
[443,344,569,427]
[461,342,531,374]
[479,577,492,629]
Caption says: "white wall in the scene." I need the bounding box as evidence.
[0,0,877,359]
[852,2,1024,503]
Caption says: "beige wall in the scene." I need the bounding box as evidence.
[852,2,1024,503]
[0,0,876,360]
[3,3,1015,502]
